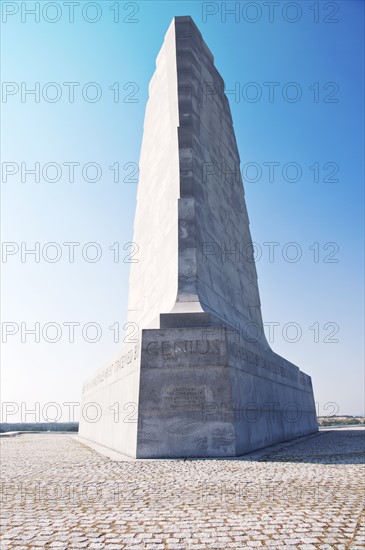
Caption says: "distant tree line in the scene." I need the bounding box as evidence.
[0,423,79,433]
[317,416,365,426]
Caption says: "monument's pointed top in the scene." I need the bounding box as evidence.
[173,15,194,22]
[173,15,201,32]
[170,15,214,64]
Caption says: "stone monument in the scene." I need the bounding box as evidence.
[79,16,317,458]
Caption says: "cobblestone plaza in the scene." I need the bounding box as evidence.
[1,429,364,549]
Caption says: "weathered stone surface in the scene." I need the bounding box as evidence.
[79,16,317,458]
[136,315,316,458]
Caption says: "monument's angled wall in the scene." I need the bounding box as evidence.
[126,19,180,330]
[226,334,316,454]
[78,338,141,457]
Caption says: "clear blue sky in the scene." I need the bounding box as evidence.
[1,1,364,421]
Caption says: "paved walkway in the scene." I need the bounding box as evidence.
[1,430,364,549]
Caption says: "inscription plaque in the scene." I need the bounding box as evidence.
[164,386,207,410]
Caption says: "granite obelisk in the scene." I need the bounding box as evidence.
[79,16,317,458]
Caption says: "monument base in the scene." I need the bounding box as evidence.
[79,313,317,459]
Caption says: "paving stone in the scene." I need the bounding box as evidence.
[0,430,364,548]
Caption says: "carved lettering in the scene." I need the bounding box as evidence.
[164,386,207,410]
[82,342,140,394]
[144,339,222,358]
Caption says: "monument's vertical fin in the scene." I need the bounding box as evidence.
[174,17,265,338]
[79,16,317,459]
[173,18,206,311]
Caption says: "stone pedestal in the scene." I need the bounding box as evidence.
[136,314,316,458]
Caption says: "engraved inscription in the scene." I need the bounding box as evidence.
[164,386,207,410]
[82,342,140,394]
[145,339,221,358]
[228,341,311,386]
